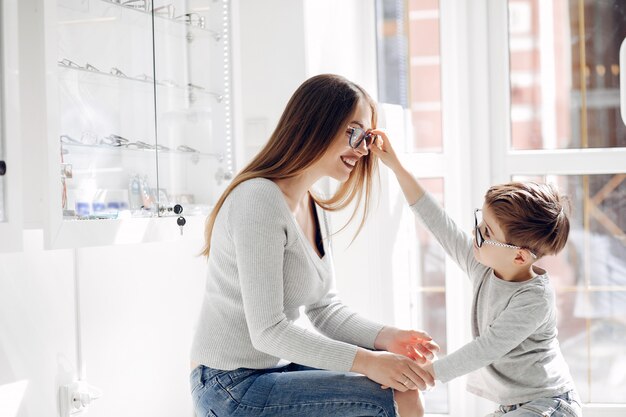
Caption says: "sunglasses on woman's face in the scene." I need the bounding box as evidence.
[347,126,376,149]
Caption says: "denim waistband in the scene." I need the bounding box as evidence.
[554,390,580,405]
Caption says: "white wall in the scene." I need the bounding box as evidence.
[1,1,217,416]
[301,0,400,326]
[237,0,307,162]
[0,1,392,417]
[236,0,392,327]
[18,0,46,230]
[0,230,207,417]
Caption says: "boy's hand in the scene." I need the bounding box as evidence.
[375,326,440,363]
[369,129,403,173]
[369,129,426,205]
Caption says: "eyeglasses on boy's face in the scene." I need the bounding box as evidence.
[474,209,538,259]
[347,126,376,149]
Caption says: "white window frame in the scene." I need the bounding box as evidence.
[485,1,626,416]
[415,0,626,415]
[332,0,624,415]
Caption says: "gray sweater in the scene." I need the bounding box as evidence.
[411,192,576,405]
[191,178,384,372]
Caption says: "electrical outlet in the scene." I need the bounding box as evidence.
[58,381,102,417]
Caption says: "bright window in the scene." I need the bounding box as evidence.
[377,0,626,414]
[376,0,449,413]
[505,0,626,405]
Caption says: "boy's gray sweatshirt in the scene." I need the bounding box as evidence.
[411,192,576,405]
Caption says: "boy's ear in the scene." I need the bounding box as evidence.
[513,250,532,265]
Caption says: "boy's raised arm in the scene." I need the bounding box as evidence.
[370,130,481,277]
[369,129,424,206]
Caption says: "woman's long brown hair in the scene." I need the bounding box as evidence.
[201,74,378,257]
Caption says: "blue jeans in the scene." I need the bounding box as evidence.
[190,363,397,417]
[487,390,582,417]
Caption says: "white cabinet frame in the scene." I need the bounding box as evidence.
[0,0,22,252]
[33,0,232,249]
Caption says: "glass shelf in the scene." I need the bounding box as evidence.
[48,0,234,247]
[61,140,224,161]
[99,0,222,40]
[57,61,224,101]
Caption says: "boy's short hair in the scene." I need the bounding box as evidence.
[484,182,570,259]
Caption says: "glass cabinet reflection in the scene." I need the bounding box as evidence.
[56,0,233,222]
[0,92,5,223]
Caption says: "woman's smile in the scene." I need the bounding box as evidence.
[341,155,358,170]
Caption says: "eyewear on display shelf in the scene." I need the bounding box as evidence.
[176,145,199,153]
[58,58,81,68]
[124,142,173,151]
[175,12,206,29]
[110,67,128,78]
[85,63,101,72]
[60,134,82,145]
[100,134,130,147]
[57,60,215,95]
[135,73,155,83]
[124,141,154,150]
[187,83,224,102]
[61,134,207,155]
[61,133,100,147]
[121,0,149,11]
[61,133,111,147]
[153,4,175,19]
[175,145,222,161]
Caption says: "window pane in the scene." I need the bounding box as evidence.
[376,0,442,152]
[513,173,626,403]
[407,1,442,152]
[508,0,626,150]
[375,0,409,107]
[412,178,448,413]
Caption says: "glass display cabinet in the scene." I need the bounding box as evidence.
[45,0,234,248]
[0,0,22,253]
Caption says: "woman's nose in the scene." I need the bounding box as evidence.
[354,139,369,156]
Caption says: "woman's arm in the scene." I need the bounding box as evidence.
[304,292,383,349]
[306,296,438,361]
[229,180,434,391]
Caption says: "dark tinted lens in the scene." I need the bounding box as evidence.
[474,210,483,247]
[475,227,483,247]
[349,127,365,148]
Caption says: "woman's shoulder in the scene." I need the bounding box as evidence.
[230,177,280,199]
[227,177,287,215]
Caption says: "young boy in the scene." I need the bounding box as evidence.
[370,132,581,417]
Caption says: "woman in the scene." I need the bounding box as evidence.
[190,74,438,417]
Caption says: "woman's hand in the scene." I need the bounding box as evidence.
[352,348,435,392]
[375,326,440,363]
[369,129,403,173]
